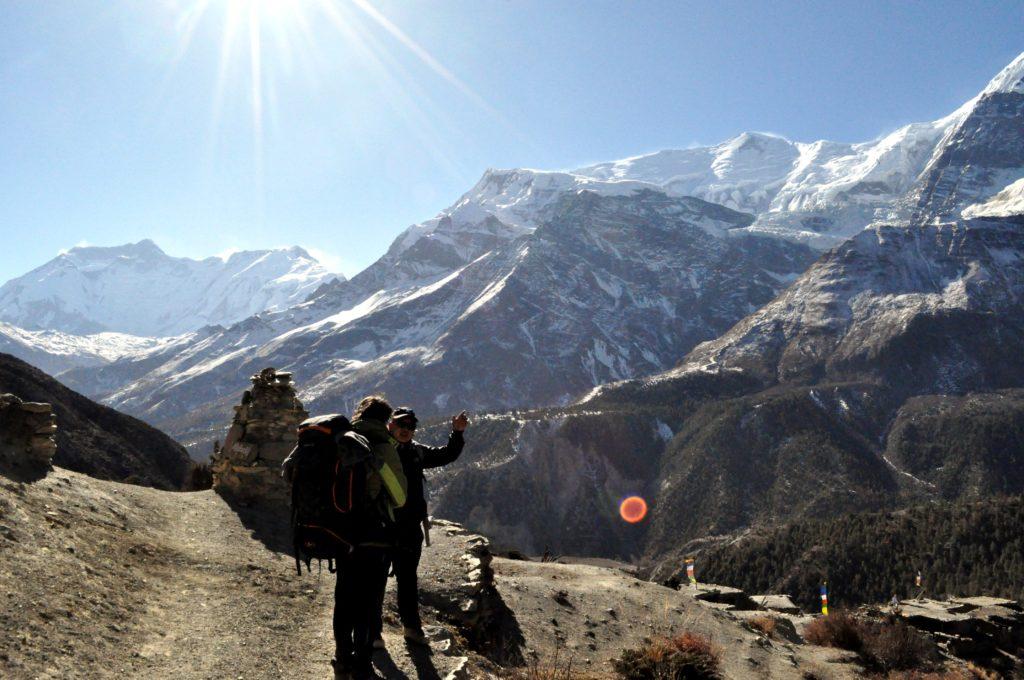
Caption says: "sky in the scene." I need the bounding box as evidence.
[1,0,1022,285]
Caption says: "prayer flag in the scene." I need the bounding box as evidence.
[820,583,829,616]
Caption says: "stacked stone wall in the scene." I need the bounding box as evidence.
[211,368,308,504]
[0,393,57,478]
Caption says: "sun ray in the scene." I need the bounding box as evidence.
[346,0,500,120]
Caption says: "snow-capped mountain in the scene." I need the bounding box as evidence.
[576,119,967,248]
[61,189,816,455]
[0,240,341,337]
[416,52,1024,562]
[52,50,1024,482]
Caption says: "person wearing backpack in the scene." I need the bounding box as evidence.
[335,395,407,680]
[372,406,468,648]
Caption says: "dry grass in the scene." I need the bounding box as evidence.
[745,615,779,639]
[612,632,722,679]
[880,665,1003,680]
[504,649,603,680]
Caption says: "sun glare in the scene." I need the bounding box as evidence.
[164,0,500,171]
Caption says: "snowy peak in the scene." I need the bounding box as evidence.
[980,51,1024,96]
[911,53,1024,222]
[0,243,340,337]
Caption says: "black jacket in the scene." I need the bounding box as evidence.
[395,430,464,526]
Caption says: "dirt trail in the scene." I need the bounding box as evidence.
[0,468,471,679]
[2,466,864,679]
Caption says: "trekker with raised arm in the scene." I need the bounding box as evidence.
[373,407,467,648]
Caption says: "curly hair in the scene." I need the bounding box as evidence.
[352,394,393,423]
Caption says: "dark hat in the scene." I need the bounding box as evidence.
[390,407,418,426]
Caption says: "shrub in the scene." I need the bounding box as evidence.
[803,611,863,651]
[860,618,937,672]
[613,632,722,679]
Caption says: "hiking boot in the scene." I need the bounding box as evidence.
[351,655,377,680]
[371,636,386,650]
[403,626,429,646]
[331,657,353,680]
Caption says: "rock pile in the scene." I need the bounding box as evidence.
[0,393,56,478]
[211,368,308,504]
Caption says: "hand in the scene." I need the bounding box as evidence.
[452,410,469,432]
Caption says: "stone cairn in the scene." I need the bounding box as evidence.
[0,393,57,478]
[211,368,308,504]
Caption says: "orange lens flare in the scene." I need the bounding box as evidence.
[619,496,648,524]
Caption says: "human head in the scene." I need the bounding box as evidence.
[353,395,393,423]
[387,406,417,444]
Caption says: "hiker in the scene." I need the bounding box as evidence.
[373,406,468,648]
[333,395,407,680]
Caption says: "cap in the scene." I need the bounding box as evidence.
[390,407,418,426]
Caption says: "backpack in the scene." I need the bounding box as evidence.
[283,414,375,575]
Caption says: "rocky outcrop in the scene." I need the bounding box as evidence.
[877,598,1024,676]
[211,368,308,504]
[0,393,56,479]
[412,519,525,665]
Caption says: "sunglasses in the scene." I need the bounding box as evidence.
[392,421,417,431]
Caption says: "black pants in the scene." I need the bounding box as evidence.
[371,524,424,636]
[335,547,388,672]
[391,525,424,631]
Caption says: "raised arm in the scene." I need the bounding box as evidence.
[419,411,468,469]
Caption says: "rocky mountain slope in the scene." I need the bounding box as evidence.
[0,353,192,490]
[65,190,817,456]
[0,240,339,337]
[418,52,1024,568]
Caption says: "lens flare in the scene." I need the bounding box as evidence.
[619,496,648,524]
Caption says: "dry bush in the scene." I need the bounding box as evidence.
[804,611,863,651]
[746,616,778,639]
[805,611,938,674]
[860,618,937,673]
[613,632,722,679]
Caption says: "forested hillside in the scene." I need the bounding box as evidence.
[698,495,1024,610]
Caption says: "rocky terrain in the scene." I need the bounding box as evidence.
[0,352,193,490]
[5,461,1018,678]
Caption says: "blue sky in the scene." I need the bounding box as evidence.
[1,0,1022,285]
